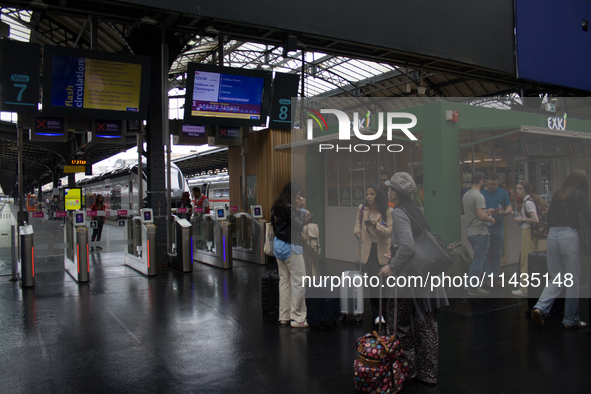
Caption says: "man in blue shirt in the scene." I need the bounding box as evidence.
[481,172,513,284]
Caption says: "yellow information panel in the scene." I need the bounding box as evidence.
[64,165,85,173]
[64,188,81,211]
[83,59,142,111]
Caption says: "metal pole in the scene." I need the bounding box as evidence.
[162,35,172,254]
[18,127,25,226]
[218,34,224,67]
[137,132,143,213]
[242,132,248,212]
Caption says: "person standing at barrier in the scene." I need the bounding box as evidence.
[192,186,210,215]
[272,182,310,328]
[354,182,393,325]
[90,194,106,251]
[481,172,512,285]
[177,192,192,220]
[532,170,591,329]
[463,172,495,297]
[379,172,448,385]
[512,181,544,297]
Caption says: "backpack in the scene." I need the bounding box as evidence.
[524,197,549,239]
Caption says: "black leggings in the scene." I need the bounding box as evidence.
[365,243,387,320]
[91,221,104,242]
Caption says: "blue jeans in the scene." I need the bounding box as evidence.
[534,227,582,326]
[467,234,490,287]
[484,225,504,277]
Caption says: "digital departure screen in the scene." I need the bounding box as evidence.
[184,64,272,127]
[42,46,150,119]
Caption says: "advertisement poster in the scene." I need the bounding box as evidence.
[64,188,81,211]
[50,56,142,112]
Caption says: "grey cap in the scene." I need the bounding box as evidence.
[384,172,417,197]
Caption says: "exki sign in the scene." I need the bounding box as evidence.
[305,108,418,152]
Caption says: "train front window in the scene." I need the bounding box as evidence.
[165,168,181,190]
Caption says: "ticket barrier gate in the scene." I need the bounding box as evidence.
[192,213,232,269]
[64,211,90,283]
[20,225,35,288]
[124,208,157,276]
[169,214,192,273]
[231,212,269,265]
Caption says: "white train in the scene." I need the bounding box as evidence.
[77,162,189,216]
[187,173,230,213]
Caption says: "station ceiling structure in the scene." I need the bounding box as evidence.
[0,0,589,195]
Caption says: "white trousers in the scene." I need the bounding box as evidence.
[276,252,307,323]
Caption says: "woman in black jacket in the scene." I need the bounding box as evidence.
[271,182,309,328]
[532,169,591,329]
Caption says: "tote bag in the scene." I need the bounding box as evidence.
[264,222,275,257]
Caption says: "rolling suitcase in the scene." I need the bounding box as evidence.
[340,238,364,321]
[526,250,565,318]
[262,269,280,315]
[306,297,341,328]
[354,285,408,393]
[340,269,364,321]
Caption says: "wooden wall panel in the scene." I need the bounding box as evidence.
[227,128,307,220]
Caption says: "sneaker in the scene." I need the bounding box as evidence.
[290,321,309,328]
[279,320,290,326]
[374,316,386,325]
[511,289,527,297]
[532,309,545,326]
[564,321,588,329]
[467,287,491,297]
[90,247,94,251]
[96,246,103,250]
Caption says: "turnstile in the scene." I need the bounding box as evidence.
[64,211,90,283]
[231,212,269,265]
[192,213,232,269]
[169,214,193,273]
[124,216,157,276]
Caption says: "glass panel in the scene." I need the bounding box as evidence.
[351,151,365,207]
[326,150,338,206]
[338,151,351,207]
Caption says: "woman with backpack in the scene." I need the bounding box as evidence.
[353,182,393,325]
[379,172,448,385]
[531,169,591,329]
[512,181,549,297]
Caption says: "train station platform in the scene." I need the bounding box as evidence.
[1,213,590,393]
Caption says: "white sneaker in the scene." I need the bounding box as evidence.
[290,321,309,328]
[374,316,386,325]
[511,289,528,297]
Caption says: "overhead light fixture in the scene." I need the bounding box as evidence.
[417,86,427,95]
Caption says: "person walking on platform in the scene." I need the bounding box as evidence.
[353,182,393,325]
[532,170,591,329]
[512,181,547,297]
[90,194,106,251]
[462,172,495,296]
[379,172,448,385]
[271,182,310,328]
[481,172,512,284]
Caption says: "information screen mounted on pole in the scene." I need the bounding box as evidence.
[42,46,151,120]
[183,64,272,127]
